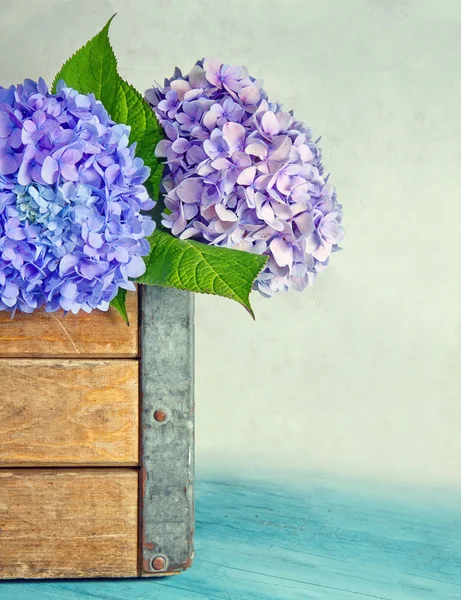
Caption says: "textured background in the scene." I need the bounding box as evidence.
[0,0,459,487]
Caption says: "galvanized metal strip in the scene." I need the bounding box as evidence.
[139,286,195,575]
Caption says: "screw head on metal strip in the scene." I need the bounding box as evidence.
[153,409,167,422]
[151,555,167,571]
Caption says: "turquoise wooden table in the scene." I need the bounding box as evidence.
[1,472,461,599]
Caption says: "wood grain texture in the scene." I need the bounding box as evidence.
[0,359,139,466]
[0,469,139,579]
[2,474,461,597]
[0,293,138,358]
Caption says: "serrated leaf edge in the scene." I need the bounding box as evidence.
[139,232,268,318]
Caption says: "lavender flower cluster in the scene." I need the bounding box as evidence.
[146,58,343,296]
[0,78,154,314]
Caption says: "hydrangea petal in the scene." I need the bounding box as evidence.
[270,237,293,268]
[240,85,260,106]
[41,156,59,185]
[261,111,280,136]
[222,122,246,153]
[0,113,14,138]
[237,166,256,186]
[0,153,18,175]
[203,58,222,88]
[176,178,202,203]
[126,255,146,278]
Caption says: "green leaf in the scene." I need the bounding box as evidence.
[52,15,165,320]
[51,15,266,318]
[51,15,164,201]
[137,230,268,318]
[110,288,129,325]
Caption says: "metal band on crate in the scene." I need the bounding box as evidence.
[140,286,195,575]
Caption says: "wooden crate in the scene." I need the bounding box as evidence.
[0,287,194,579]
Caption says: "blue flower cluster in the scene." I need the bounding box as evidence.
[146,59,343,296]
[0,78,154,314]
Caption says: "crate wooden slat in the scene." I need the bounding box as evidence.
[0,288,195,580]
[0,469,139,579]
[0,359,139,466]
[0,293,138,358]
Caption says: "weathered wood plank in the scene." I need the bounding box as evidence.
[3,475,461,597]
[0,359,139,466]
[0,293,138,358]
[0,469,139,579]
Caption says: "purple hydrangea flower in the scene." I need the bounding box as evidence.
[146,58,343,296]
[0,78,155,314]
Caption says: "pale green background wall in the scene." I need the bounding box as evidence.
[1,0,459,486]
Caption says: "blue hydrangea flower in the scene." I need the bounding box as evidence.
[146,58,343,297]
[0,78,155,314]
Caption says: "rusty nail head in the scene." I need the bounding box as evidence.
[154,409,167,422]
[151,555,167,571]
